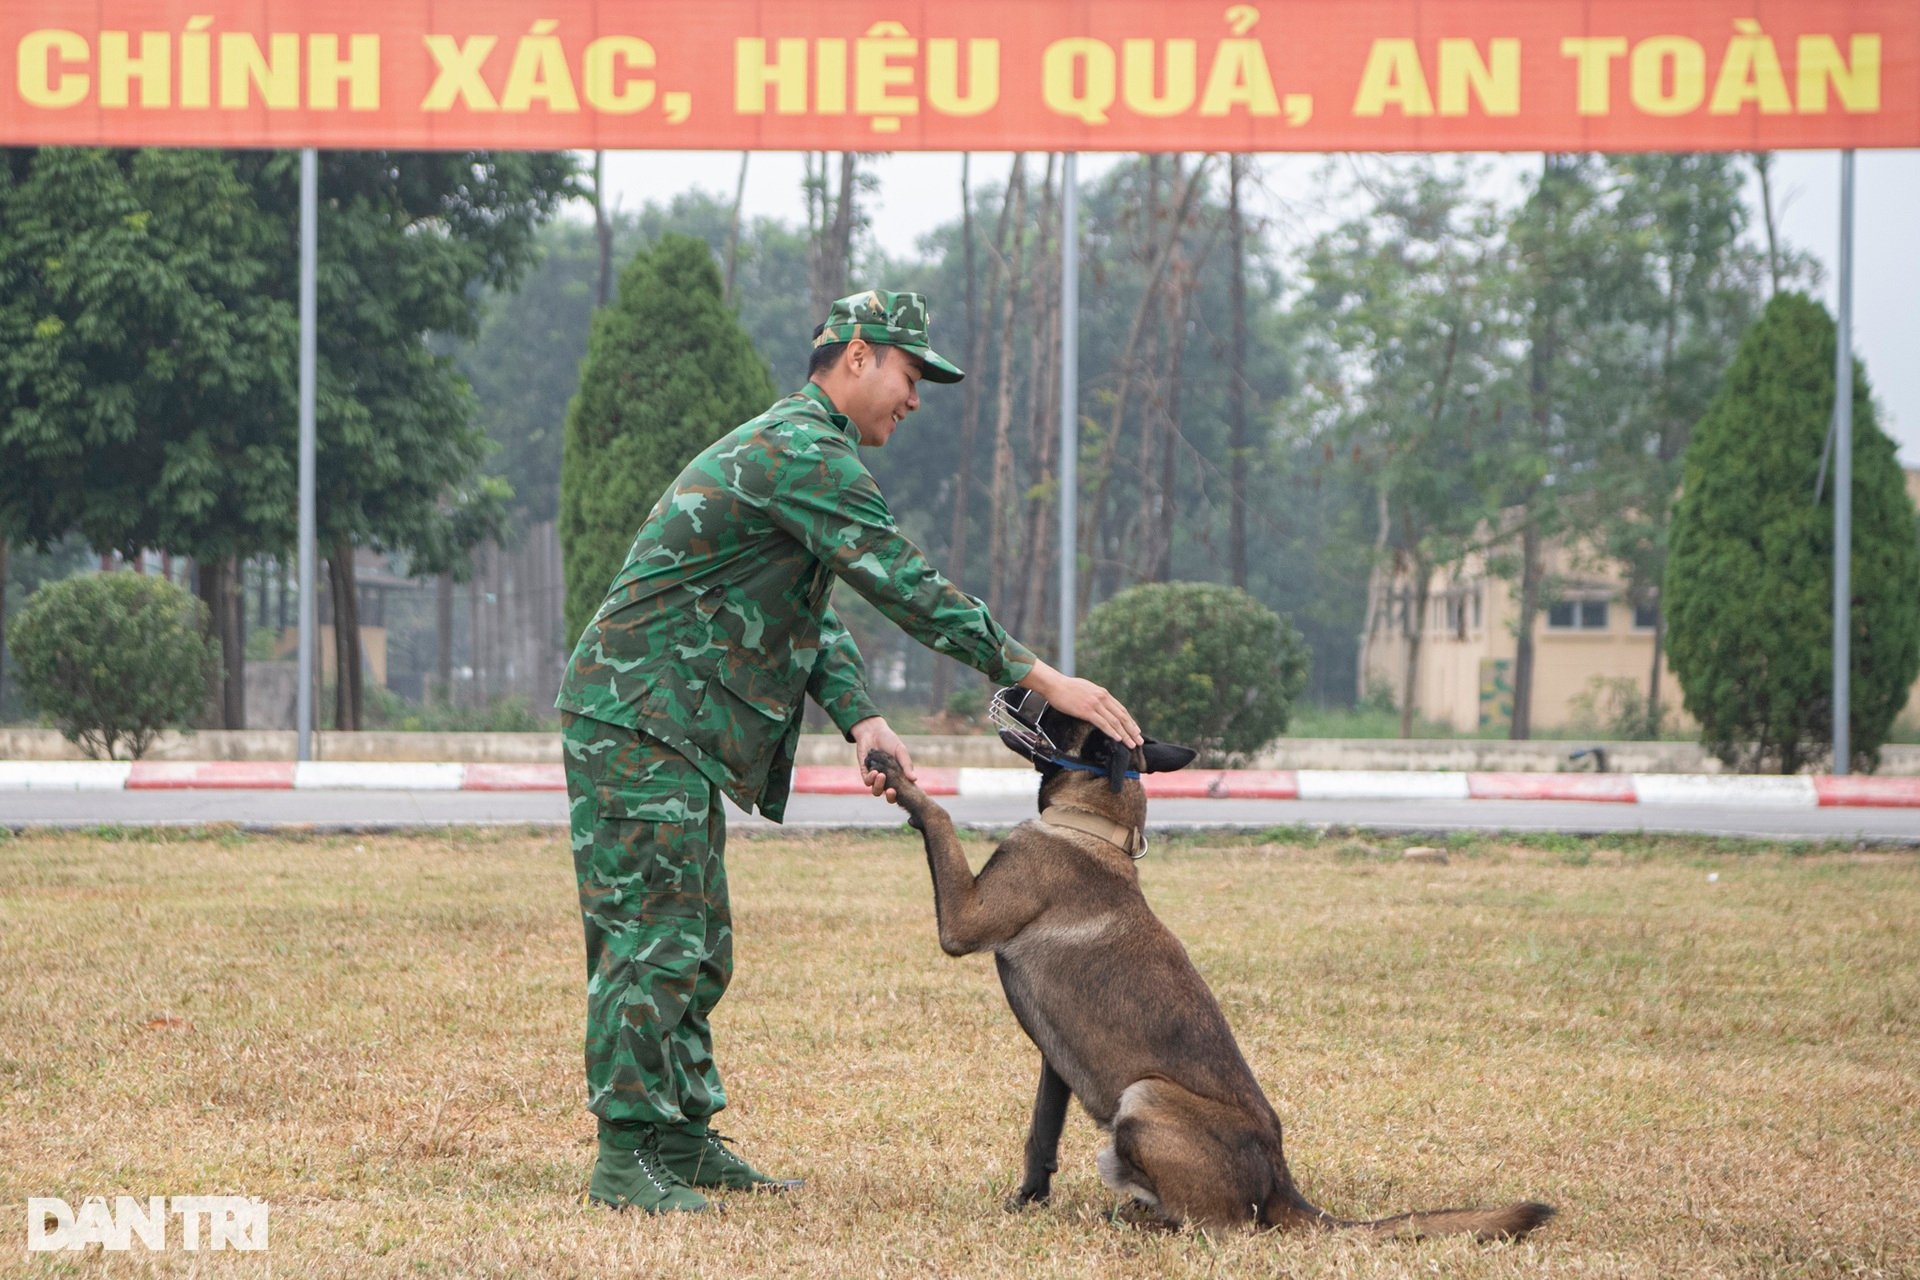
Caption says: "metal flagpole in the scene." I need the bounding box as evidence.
[1831,150,1855,775]
[297,148,318,761]
[1057,152,1079,677]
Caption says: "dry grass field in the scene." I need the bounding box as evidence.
[2,823,1917,1278]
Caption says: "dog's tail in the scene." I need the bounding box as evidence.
[1264,1183,1554,1242]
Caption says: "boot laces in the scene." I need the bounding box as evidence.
[634,1139,684,1194]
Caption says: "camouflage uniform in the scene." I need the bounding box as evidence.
[557,291,1035,1132]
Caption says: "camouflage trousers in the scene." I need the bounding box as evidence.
[562,712,732,1129]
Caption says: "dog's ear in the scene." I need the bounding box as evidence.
[1140,740,1198,773]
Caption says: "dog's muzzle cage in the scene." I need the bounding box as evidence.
[989,686,1055,764]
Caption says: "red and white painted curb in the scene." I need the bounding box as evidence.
[1,761,1918,808]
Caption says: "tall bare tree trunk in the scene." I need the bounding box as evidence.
[195,559,219,727]
[194,557,246,729]
[593,151,613,309]
[1227,157,1251,590]
[1643,607,1667,738]
[326,553,345,730]
[1399,558,1432,738]
[1752,152,1782,297]
[1357,485,1392,703]
[1015,158,1065,643]
[933,154,1018,710]
[724,152,749,304]
[435,572,454,703]
[327,541,363,731]
[1511,181,1561,744]
[1510,520,1541,740]
[1077,158,1215,617]
[1156,294,1186,583]
[1142,250,1195,584]
[807,153,861,318]
[0,538,10,718]
[984,157,1030,618]
[466,564,483,709]
[225,556,246,729]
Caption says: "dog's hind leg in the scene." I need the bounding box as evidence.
[1098,1079,1275,1230]
[1010,1058,1072,1207]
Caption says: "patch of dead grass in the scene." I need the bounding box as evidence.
[1,827,1916,1277]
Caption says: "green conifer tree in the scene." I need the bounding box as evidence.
[559,234,778,645]
[1665,292,1920,773]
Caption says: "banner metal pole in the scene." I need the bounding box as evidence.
[297,148,318,761]
[1831,149,1855,775]
[1057,151,1079,676]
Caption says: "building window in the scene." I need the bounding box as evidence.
[1547,599,1609,630]
[1633,602,1659,630]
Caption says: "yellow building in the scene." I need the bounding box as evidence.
[1359,469,1920,734]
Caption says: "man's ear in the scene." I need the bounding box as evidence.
[1140,740,1198,773]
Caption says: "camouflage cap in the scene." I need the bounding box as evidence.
[812,290,965,383]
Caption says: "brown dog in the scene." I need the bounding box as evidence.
[863,689,1552,1239]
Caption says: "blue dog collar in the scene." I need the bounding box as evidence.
[1042,756,1141,780]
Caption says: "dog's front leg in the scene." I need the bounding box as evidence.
[1010,1058,1071,1208]
[865,750,1028,956]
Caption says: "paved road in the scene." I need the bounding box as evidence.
[4,788,1917,842]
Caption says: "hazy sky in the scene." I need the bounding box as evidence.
[603,148,1919,465]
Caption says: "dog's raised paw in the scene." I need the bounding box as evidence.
[863,749,930,827]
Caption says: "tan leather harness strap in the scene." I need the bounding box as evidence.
[1039,806,1148,859]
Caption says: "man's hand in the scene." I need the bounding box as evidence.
[852,716,916,801]
[1018,659,1143,748]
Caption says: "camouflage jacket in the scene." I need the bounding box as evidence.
[556,383,1037,821]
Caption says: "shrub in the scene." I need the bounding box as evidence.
[558,234,778,645]
[7,571,220,759]
[1080,582,1308,765]
[1665,292,1920,773]
[1567,676,1657,741]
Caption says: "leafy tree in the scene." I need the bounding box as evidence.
[7,571,219,759]
[240,150,574,728]
[1493,154,1658,738]
[0,147,574,729]
[458,194,811,534]
[0,148,295,560]
[1080,582,1308,765]
[559,233,778,644]
[1665,292,1920,773]
[1294,160,1516,734]
[1587,155,1772,735]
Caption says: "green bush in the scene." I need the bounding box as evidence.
[1080,582,1308,765]
[558,234,778,645]
[1666,292,1920,773]
[7,571,220,759]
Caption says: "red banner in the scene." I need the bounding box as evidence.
[3,1,1913,152]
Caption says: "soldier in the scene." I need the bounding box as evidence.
[556,289,1141,1213]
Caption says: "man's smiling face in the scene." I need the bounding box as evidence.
[841,340,926,447]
